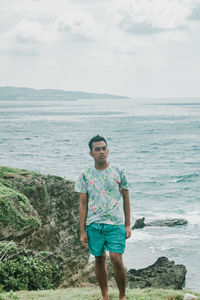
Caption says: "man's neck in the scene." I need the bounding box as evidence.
[95,161,109,170]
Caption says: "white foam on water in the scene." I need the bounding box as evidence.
[187,212,200,225]
[137,211,187,221]
[131,229,199,242]
[129,230,153,241]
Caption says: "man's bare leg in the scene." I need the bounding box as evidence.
[95,253,110,300]
[109,252,127,300]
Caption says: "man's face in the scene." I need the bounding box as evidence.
[90,141,109,163]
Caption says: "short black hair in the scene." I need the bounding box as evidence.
[88,135,107,151]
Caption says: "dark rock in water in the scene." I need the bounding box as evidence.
[146,219,188,227]
[132,217,146,229]
[132,217,188,230]
[127,256,187,289]
[80,256,187,290]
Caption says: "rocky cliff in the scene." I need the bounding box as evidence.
[0,166,187,291]
[0,166,89,289]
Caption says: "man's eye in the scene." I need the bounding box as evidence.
[102,147,107,150]
[95,148,100,151]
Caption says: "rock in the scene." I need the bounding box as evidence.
[127,256,187,289]
[184,293,197,300]
[147,219,188,227]
[132,217,145,229]
[0,166,90,289]
[132,217,188,230]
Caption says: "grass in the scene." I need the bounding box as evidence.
[2,287,200,300]
[0,166,32,179]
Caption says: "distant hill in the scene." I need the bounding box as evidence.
[0,86,129,101]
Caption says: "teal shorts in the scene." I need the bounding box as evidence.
[86,223,126,256]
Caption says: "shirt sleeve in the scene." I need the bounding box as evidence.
[74,173,87,193]
[120,168,129,190]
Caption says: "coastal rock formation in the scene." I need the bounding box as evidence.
[132,217,188,230]
[69,256,187,290]
[0,166,188,291]
[0,166,89,289]
[127,256,187,289]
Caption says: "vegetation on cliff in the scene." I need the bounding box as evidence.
[0,167,40,239]
[0,241,63,291]
[0,182,40,231]
[0,166,89,292]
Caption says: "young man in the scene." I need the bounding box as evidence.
[75,135,131,300]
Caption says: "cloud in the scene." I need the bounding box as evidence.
[1,19,55,56]
[109,0,197,36]
[69,0,107,3]
[119,19,167,35]
[55,10,97,41]
[188,3,200,20]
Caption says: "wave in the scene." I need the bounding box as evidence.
[130,228,200,242]
[187,213,200,225]
[175,173,199,183]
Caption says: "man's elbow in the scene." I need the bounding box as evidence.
[80,193,88,205]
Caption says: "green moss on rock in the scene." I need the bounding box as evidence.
[0,182,40,233]
[0,166,24,177]
[0,179,13,189]
[0,183,30,205]
[0,198,40,231]
[0,166,38,180]
[46,174,64,181]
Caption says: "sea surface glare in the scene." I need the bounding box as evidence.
[0,97,200,291]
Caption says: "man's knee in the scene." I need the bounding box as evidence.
[95,252,106,265]
[109,252,123,268]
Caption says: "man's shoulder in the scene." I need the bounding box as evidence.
[80,166,94,176]
[110,163,125,172]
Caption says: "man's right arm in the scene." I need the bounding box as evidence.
[79,192,88,249]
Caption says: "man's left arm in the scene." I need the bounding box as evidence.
[121,189,131,239]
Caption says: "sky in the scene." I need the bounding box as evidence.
[0,0,200,98]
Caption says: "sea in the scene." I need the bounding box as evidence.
[0,97,200,291]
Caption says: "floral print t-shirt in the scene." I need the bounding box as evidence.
[75,164,129,225]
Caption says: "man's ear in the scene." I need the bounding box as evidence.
[89,151,93,157]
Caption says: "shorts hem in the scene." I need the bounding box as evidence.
[89,250,106,257]
[107,249,125,254]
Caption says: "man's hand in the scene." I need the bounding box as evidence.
[80,231,88,249]
[125,225,131,239]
